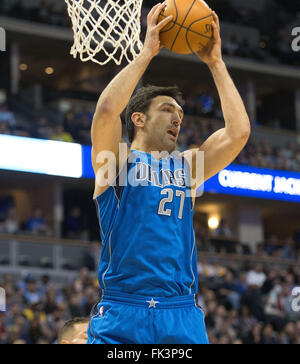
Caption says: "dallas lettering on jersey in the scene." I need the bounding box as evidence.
[129,162,187,188]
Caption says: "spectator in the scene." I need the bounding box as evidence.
[38,0,51,24]
[263,235,280,256]
[282,237,297,260]
[0,208,19,234]
[264,282,285,320]
[0,121,11,135]
[26,208,48,235]
[216,272,240,310]
[280,322,299,344]
[34,117,53,140]
[0,104,16,128]
[238,305,257,339]
[244,323,263,344]
[246,264,267,288]
[74,115,91,145]
[65,207,86,239]
[260,324,278,344]
[22,276,42,305]
[212,219,233,239]
[223,35,240,56]
[51,125,74,143]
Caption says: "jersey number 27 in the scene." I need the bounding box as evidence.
[158,188,185,220]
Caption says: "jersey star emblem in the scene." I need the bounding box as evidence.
[146,298,160,308]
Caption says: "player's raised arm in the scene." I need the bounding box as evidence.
[183,11,251,187]
[91,2,173,197]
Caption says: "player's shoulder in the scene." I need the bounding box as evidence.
[93,142,131,199]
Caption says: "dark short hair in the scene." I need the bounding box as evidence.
[58,317,89,343]
[125,85,183,143]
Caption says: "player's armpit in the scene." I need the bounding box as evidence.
[182,127,249,188]
[180,149,203,207]
[91,113,128,198]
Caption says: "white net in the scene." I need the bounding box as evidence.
[65,0,144,66]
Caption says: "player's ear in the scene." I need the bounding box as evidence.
[131,112,146,128]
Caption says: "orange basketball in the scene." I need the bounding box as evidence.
[158,0,213,54]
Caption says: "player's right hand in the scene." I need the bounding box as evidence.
[196,11,222,67]
[143,2,173,58]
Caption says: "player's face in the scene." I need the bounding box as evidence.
[69,323,88,344]
[145,96,184,153]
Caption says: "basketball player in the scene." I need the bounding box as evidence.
[59,317,89,344]
[87,3,250,344]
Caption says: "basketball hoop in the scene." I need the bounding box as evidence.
[65,0,144,66]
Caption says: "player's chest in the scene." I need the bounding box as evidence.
[128,161,188,189]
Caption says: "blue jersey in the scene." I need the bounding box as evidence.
[95,149,198,297]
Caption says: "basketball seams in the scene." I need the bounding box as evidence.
[186,30,205,55]
[183,13,213,36]
[186,15,212,54]
[186,14,213,39]
[170,0,197,51]
[160,0,178,34]
[160,0,213,53]
[160,13,213,38]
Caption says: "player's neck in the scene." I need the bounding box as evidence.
[130,141,159,155]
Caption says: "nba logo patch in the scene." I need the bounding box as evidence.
[100,306,104,317]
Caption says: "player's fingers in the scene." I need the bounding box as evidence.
[211,13,221,42]
[156,15,173,31]
[151,2,167,26]
[212,11,220,31]
[211,21,219,42]
[147,3,161,22]
[147,3,162,22]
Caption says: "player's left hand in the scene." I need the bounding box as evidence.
[196,11,222,67]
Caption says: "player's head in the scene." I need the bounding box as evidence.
[126,85,184,153]
[58,317,89,344]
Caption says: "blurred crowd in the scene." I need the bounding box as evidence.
[197,260,300,344]
[0,196,52,237]
[1,96,300,173]
[0,269,99,344]
[1,0,299,66]
[179,114,300,173]
[0,102,92,146]
[1,261,299,344]
[0,196,89,241]
[0,207,50,237]
[195,220,300,263]
[1,194,300,264]
[237,139,300,173]
[0,0,70,27]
